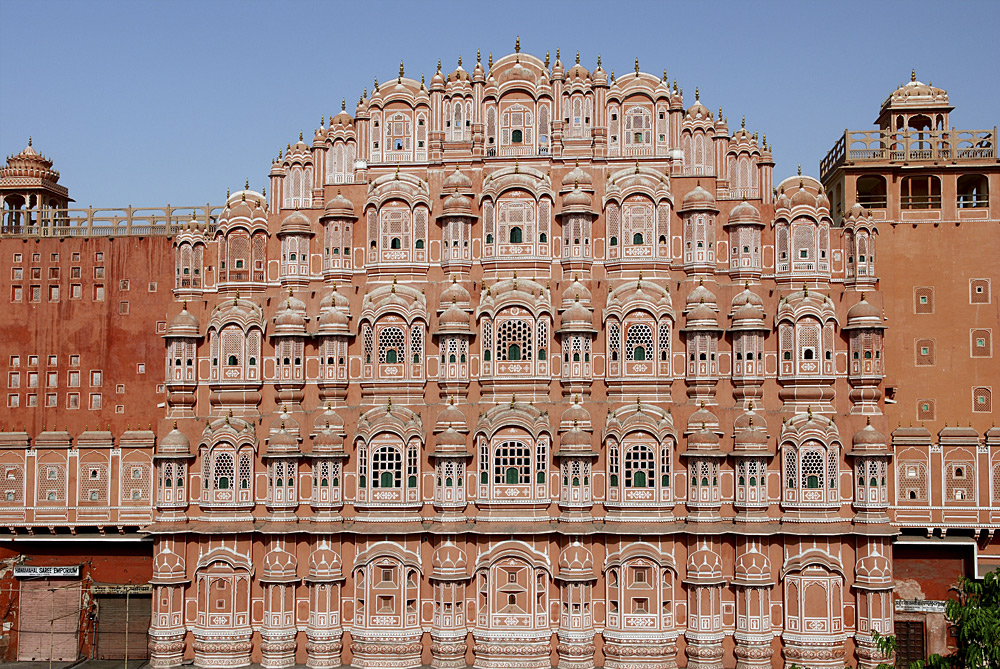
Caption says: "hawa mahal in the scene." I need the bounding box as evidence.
[0,43,997,669]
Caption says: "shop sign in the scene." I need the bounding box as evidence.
[895,599,946,613]
[91,584,153,595]
[13,565,81,578]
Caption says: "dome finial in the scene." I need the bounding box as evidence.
[457,54,462,67]
[488,52,493,68]
[797,163,802,176]
[342,98,346,111]
[436,59,441,73]
[575,50,580,65]
[399,60,404,79]
[741,115,746,129]
[373,76,379,92]
[544,50,550,68]
[245,178,249,190]
[695,86,700,100]
[515,36,520,53]
[634,57,639,76]
[28,136,32,147]
[911,68,916,82]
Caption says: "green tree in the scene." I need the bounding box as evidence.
[915,571,1000,669]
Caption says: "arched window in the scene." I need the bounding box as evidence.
[901,175,942,210]
[857,175,887,209]
[512,129,523,144]
[633,232,644,245]
[493,441,530,484]
[624,444,655,489]
[957,174,989,208]
[371,445,402,489]
[510,226,523,243]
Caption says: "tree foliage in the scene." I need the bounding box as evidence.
[914,571,1000,669]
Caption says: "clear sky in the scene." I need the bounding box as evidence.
[1,0,997,207]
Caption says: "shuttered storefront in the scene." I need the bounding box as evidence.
[17,578,82,661]
[95,594,151,659]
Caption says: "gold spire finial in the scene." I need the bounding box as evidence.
[695,87,700,100]
[575,50,580,65]
[860,291,866,301]
[342,98,346,111]
[741,116,746,129]
[488,52,493,68]
[544,50,550,68]
[373,76,379,91]
[797,163,802,176]
[28,137,32,147]
[245,178,249,190]
[299,131,303,141]
[515,36,520,53]
[457,54,462,67]
[477,49,481,63]
[664,70,668,82]
[634,57,639,76]
[436,59,441,73]
[556,47,560,61]
[597,54,602,68]
[911,68,916,82]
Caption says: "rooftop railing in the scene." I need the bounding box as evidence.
[0,204,222,238]
[821,127,997,179]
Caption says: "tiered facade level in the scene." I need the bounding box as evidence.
[1,51,998,669]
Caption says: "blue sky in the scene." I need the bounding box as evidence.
[1,0,997,207]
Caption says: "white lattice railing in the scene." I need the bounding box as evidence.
[1,205,222,238]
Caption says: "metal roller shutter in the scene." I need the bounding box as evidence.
[95,595,151,659]
[16,578,81,661]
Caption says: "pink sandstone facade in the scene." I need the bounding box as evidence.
[0,49,997,668]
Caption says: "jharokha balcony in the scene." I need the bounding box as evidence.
[821,127,997,180]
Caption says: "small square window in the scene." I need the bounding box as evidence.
[30,268,41,280]
[13,253,22,263]
[921,347,929,355]
[45,393,57,407]
[27,394,37,407]
[67,371,80,387]
[71,253,81,262]
[67,393,79,409]
[136,363,145,374]
[148,282,157,292]
[91,371,102,387]
[32,253,40,262]
[46,371,58,387]
[48,285,59,301]
[10,356,20,367]
[12,268,22,280]
[50,253,59,261]
[94,266,105,279]
[920,296,927,303]
[69,355,80,367]
[8,372,19,388]
[119,301,129,315]
[11,286,23,302]
[7,394,19,408]
[116,384,125,394]
[95,252,104,261]
[28,356,37,367]
[48,355,57,365]
[71,267,81,278]
[89,393,102,410]
[115,405,125,414]
[119,279,130,291]
[29,285,41,302]
[27,372,38,388]
[71,284,82,299]
[94,284,105,301]
[132,467,142,480]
